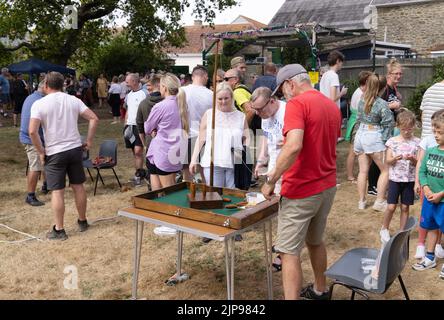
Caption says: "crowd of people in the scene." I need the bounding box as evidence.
[5,49,444,300]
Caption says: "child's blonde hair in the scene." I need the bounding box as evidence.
[396,108,416,128]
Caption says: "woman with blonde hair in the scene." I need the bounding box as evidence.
[189,82,249,188]
[354,73,395,211]
[144,72,189,191]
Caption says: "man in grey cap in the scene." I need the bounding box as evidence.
[261,64,341,300]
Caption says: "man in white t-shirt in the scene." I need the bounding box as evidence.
[124,73,148,186]
[319,50,348,109]
[319,50,347,141]
[181,65,213,182]
[251,87,285,195]
[29,72,99,240]
[420,80,444,138]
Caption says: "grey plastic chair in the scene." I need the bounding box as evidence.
[325,216,416,300]
[91,140,122,196]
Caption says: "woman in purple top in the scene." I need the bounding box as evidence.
[144,73,189,190]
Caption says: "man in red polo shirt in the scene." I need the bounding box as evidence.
[262,64,341,300]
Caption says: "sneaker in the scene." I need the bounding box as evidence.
[379,228,390,243]
[46,226,68,241]
[415,245,426,259]
[300,283,330,300]
[358,200,367,210]
[440,266,444,279]
[337,137,345,143]
[131,176,142,187]
[435,244,444,259]
[412,257,437,271]
[154,226,177,236]
[25,195,44,207]
[78,219,89,232]
[372,200,387,212]
[367,187,378,196]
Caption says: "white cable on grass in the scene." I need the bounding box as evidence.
[90,216,119,225]
[0,223,43,243]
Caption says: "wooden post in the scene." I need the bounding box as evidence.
[210,39,220,188]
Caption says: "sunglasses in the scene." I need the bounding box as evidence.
[224,76,237,81]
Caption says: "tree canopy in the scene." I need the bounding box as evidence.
[0,0,237,66]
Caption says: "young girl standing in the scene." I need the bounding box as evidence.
[379,110,420,242]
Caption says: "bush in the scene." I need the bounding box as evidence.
[407,58,444,117]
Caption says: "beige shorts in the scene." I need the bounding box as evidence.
[275,187,337,256]
[24,144,43,172]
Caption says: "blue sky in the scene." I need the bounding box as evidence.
[181,0,286,26]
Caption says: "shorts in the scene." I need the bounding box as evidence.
[0,93,10,104]
[123,125,143,149]
[420,198,444,232]
[275,187,337,256]
[387,180,415,205]
[24,144,43,172]
[147,161,177,176]
[44,147,86,190]
[14,95,26,114]
[354,125,386,155]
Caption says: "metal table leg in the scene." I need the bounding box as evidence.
[225,238,232,300]
[131,220,144,300]
[267,221,273,300]
[263,221,274,300]
[230,236,235,300]
[177,231,184,277]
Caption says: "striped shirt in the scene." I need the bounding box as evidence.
[420,82,444,138]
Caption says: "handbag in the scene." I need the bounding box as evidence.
[234,145,253,191]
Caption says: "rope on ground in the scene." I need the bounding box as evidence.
[0,223,44,243]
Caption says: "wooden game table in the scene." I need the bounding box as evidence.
[118,184,278,300]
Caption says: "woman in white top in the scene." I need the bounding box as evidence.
[189,82,249,188]
[108,76,122,124]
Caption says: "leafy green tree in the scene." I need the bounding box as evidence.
[82,34,167,79]
[0,0,237,66]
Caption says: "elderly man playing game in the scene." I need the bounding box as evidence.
[262,64,341,300]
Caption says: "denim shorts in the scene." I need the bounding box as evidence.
[354,125,386,155]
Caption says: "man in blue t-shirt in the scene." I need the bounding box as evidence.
[252,62,277,92]
[0,67,11,125]
[19,81,47,206]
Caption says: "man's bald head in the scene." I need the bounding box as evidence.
[224,69,240,89]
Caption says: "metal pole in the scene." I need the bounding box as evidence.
[177,231,184,278]
[210,39,220,187]
[132,220,144,299]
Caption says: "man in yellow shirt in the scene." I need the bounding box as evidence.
[224,68,255,125]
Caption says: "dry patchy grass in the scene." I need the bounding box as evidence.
[0,109,440,300]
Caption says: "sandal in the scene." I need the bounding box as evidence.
[347,178,357,184]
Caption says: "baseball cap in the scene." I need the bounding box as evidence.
[231,56,245,68]
[272,64,308,96]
